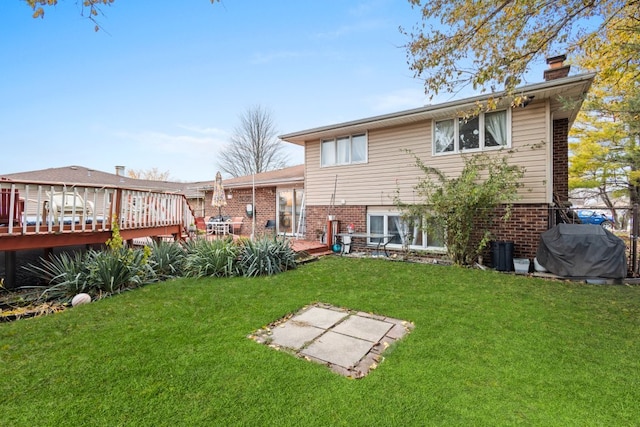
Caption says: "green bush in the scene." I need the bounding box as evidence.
[22,236,299,303]
[22,252,92,302]
[183,238,240,278]
[146,240,186,280]
[86,248,151,294]
[23,246,154,300]
[398,151,525,265]
[238,236,297,277]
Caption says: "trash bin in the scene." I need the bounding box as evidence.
[492,241,514,271]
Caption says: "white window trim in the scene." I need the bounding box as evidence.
[367,209,446,251]
[320,132,368,167]
[432,109,511,156]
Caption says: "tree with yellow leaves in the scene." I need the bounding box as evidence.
[26,0,115,31]
[127,167,172,182]
[569,115,628,222]
[569,11,640,207]
[404,0,637,98]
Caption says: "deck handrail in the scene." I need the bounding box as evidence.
[0,179,194,244]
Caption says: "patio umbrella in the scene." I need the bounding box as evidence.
[211,171,227,220]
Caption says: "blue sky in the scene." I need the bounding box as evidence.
[1,0,548,182]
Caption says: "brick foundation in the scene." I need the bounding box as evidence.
[306,203,551,262]
[481,203,551,263]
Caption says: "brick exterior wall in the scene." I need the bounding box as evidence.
[201,187,277,236]
[553,118,569,202]
[481,203,550,263]
[305,205,366,242]
[306,203,550,262]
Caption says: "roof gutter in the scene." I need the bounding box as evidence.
[279,73,596,145]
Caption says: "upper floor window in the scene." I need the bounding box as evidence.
[433,109,510,155]
[321,133,367,167]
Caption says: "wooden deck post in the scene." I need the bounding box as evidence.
[3,250,16,289]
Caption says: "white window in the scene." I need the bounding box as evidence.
[433,109,510,155]
[321,133,367,166]
[367,211,445,250]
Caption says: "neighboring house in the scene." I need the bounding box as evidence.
[1,165,203,198]
[280,57,595,261]
[1,165,206,220]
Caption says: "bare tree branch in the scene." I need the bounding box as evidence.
[217,105,289,178]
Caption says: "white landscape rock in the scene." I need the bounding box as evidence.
[71,293,92,307]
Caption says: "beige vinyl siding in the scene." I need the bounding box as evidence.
[509,101,549,203]
[305,102,551,206]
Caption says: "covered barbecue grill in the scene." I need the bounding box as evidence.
[536,224,626,279]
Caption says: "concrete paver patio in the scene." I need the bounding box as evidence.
[249,303,414,378]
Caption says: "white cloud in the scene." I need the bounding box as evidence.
[347,0,389,18]
[114,128,227,153]
[313,19,386,40]
[107,127,233,181]
[176,124,229,136]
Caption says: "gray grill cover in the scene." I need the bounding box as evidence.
[536,224,626,279]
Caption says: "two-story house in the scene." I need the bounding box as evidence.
[280,57,595,261]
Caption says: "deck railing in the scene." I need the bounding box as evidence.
[0,179,194,242]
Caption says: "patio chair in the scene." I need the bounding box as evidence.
[265,219,276,233]
[194,217,207,232]
[0,188,22,226]
[44,192,94,225]
[230,216,244,234]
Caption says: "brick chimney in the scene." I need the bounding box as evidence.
[115,165,125,176]
[543,54,570,81]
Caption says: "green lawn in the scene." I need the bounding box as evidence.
[1,257,639,426]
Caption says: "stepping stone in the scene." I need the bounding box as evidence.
[249,303,415,378]
[270,322,325,350]
[290,306,348,329]
[301,331,373,368]
[332,315,393,342]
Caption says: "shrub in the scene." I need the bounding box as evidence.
[22,251,92,302]
[86,247,152,294]
[146,240,186,280]
[183,238,240,278]
[238,236,297,277]
[398,151,524,266]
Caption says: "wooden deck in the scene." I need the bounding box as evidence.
[289,239,333,256]
[0,179,334,287]
[1,179,196,287]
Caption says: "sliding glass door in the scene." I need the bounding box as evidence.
[277,189,304,236]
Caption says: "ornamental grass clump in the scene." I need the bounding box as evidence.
[22,246,153,302]
[183,237,240,278]
[237,236,296,277]
[20,233,298,308]
[86,247,152,294]
[21,251,91,302]
[146,240,186,280]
